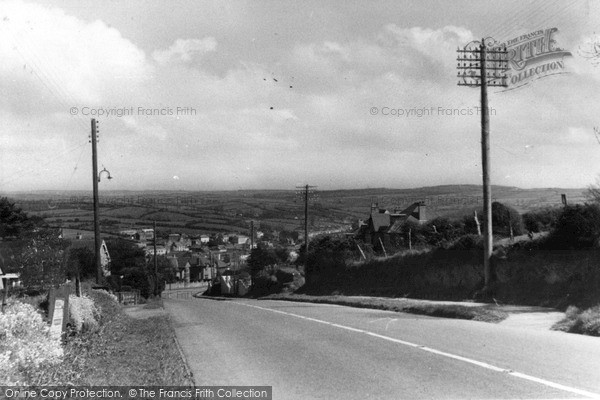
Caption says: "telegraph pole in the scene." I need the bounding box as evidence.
[250,220,254,249]
[154,220,158,296]
[296,184,316,283]
[457,38,507,293]
[91,119,102,285]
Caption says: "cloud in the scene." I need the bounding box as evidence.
[152,37,217,64]
[0,0,153,108]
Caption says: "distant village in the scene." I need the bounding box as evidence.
[57,201,427,285]
[61,226,304,284]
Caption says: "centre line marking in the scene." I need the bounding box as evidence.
[233,301,600,399]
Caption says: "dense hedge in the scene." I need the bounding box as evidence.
[302,237,600,308]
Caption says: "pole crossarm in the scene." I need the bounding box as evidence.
[457,38,509,88]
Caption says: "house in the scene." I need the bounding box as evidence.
[0,267,20,290]
[235,235,249,245]
[136,228,154,241]
[145,245,167,256]
[358,201,427,249]
[118,229,137,239]
[200,234,210,244]
[166,234,191,253]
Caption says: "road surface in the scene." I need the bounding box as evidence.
[165,298,600,399]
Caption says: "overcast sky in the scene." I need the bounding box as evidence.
[1,0,600,192]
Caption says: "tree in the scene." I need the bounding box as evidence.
[491,201,523,237]
[584,175,600,203]
[304,235,359,274]
[105,238,147,276]
[104,238,157,297]
[548,204,600,249]
[248,245,280,277]
[523,207,561,233]
[425,217,466,246]
[66,246,95,280]
[0,197,35,238]
[15,228,70,289]
[0,200,68,289]
[463,202,523,237]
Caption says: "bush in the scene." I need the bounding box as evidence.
[0,300,63,384]
[250,270,282,297]
[68,294,99,333]
[426,217,466,247]
[305,235,360,274]
[552,305,600,336]
[86,289,120,324]
[547,204,600,249]
[447,234,483,250]
[491,202,524,237]
[523,207,561,233]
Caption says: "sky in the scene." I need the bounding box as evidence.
[1,0,600,192]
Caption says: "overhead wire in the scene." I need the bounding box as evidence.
[0,16,95,191]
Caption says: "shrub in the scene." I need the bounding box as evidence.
[68,294,99,333]
[86,289,120,325]
[548,204,600,249]
[305,235,360,274]
[491,202,524,237]
[0,300,63,384]
[447,234,483,250]
[426,217,466,247]
[523,207,561,233]
[552,305,600,336]
[250,270,281,297]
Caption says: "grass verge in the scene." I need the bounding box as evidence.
[22,292,193,386]
[263,293,508,323]
[552,305,600,336]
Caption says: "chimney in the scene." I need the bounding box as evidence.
[370,202,378,213]
[417,202,427,223]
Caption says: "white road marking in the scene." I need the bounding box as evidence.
[233,301,600,399]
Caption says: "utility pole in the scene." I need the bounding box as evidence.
[296,184,317,283]
[91,119,101,285]
[250,220,254,249]
[457,38,507,293]
[154,220,158,296]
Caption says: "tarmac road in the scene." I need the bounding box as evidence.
[165,298,600,400]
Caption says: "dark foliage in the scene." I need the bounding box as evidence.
[305,235,359,274]
[425,217,466,247]
[105,238,160,297]
[247,244,288,277]
[66,247,95,280]
[0,197,35,238]
[523,207,562,233]
[546,203,600,249]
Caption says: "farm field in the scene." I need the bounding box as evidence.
[5,185,586,238]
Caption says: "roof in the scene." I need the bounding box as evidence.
[387,219,405,234]
[370,212,390,232]
[69,238,107,251]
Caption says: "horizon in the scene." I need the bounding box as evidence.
[0,183,588,195]
[2,1,600,192]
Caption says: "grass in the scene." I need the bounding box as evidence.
[21,290,192,386]
[552,305,600,336]
[263,293,509,323]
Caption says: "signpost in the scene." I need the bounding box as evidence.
[48,285,70,338]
